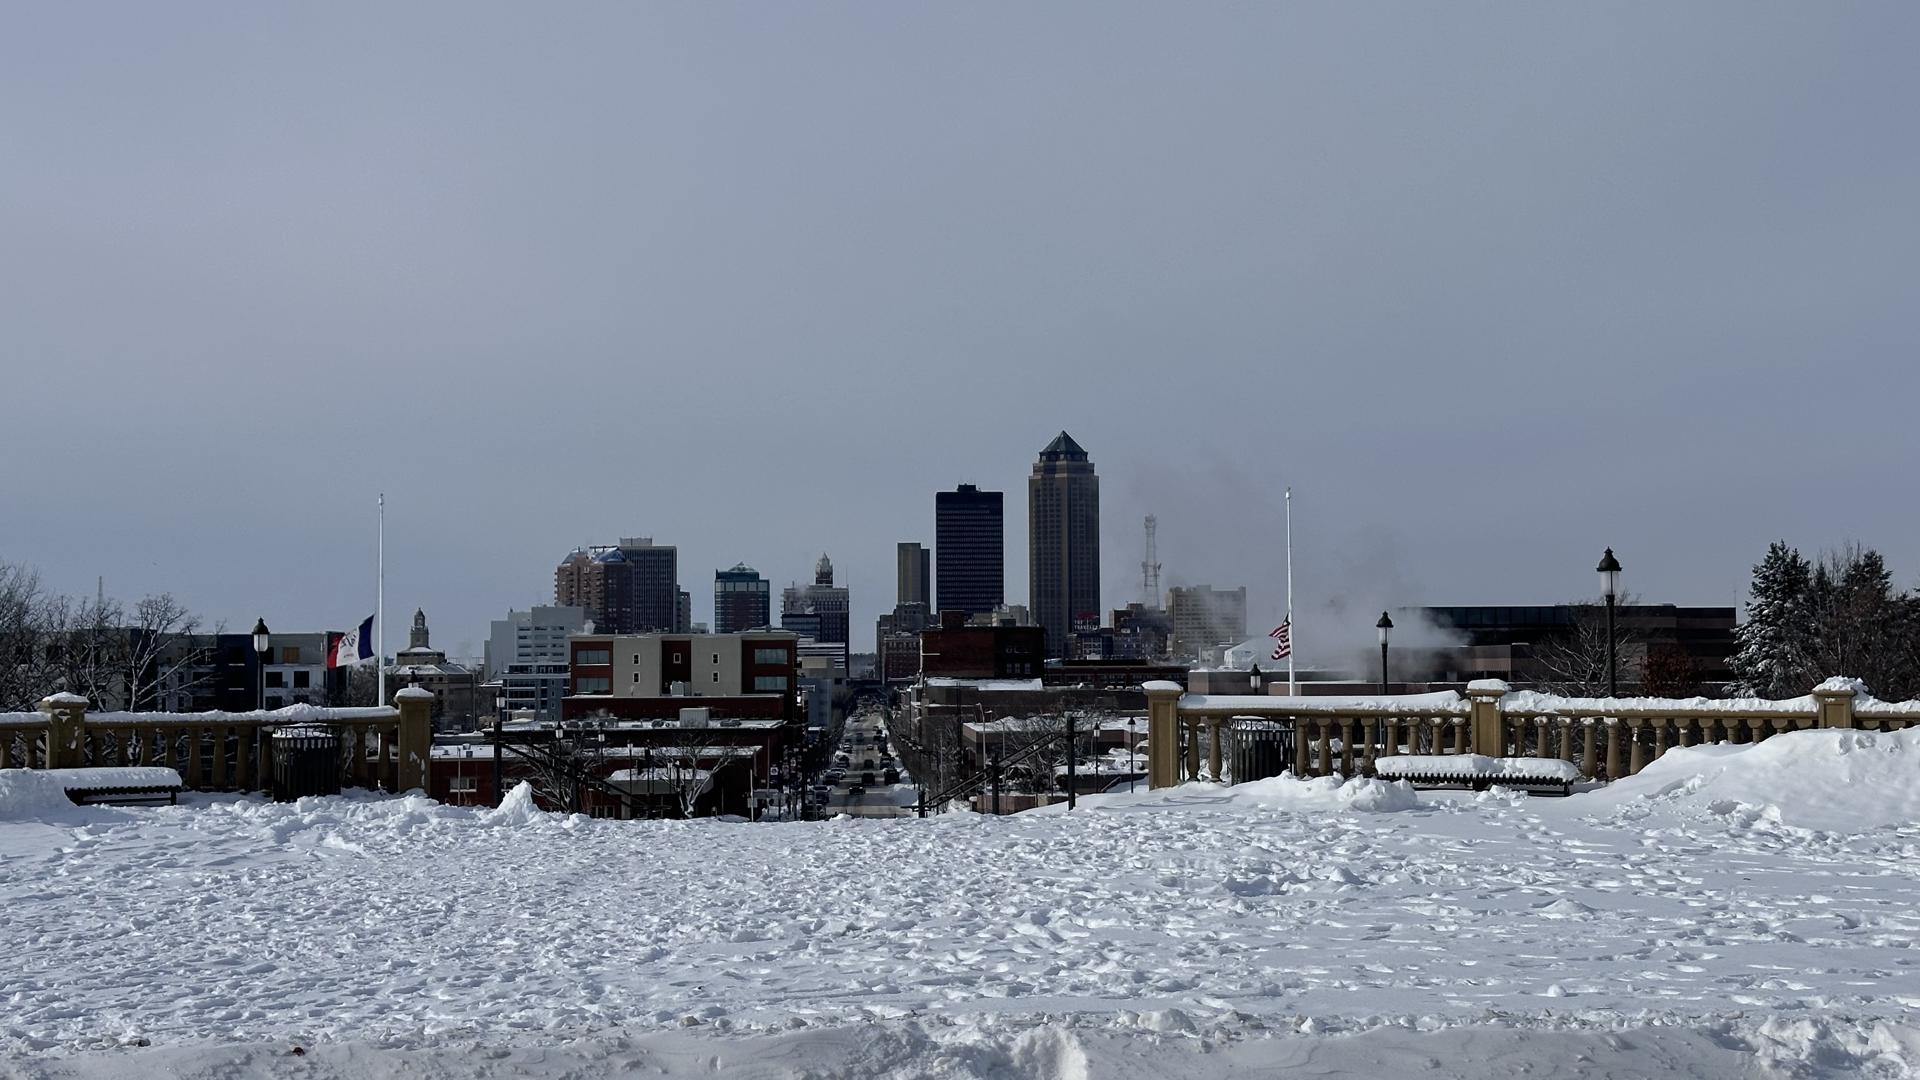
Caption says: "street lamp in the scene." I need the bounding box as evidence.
[1376,612,1393,696]
[1127,715,1138,794]
[251,618,271,712]
[1596,547,1622,697]
[1249,663,1264,694]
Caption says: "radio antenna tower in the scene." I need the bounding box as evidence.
[1141,515,1161,608]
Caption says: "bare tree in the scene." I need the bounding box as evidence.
[0,561,66,711]
[121,593,210,710]
[517,725,607,813]
[657,744,727,818]
[1532,597,1644,697]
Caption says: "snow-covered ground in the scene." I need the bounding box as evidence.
[5,729,1920,1078]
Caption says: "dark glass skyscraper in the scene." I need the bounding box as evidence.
[1028,432,1100,657]
[935,484,1004,618]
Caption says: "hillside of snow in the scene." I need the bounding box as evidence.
[4,729,1920,1078]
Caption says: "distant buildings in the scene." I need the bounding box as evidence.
[1073,603,1171,660]
[1028,432,1101,658]
[781,554,851,667]
[897,542,931,610]
[876,541,935,684]
[1166,585,1248,660]
[935,484,1004,618]
[1420,604,1736,691]
[483,604,588,724]
[389,609,482,731]
[713,563,771,634]
[563,630,799,723]
[921,610,1046,679]
[554,538,682,635]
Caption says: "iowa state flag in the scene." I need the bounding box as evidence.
[328,615,375,669]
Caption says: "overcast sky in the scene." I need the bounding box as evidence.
[2,4,1915,661]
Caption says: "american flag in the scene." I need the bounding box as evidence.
[1269,618,1291,661]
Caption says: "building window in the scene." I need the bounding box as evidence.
[712,653,719,664]
[576,648,611,666]
[575,676,611,694]
[449,776,478,793]
[280,647,300,664]
[265,671,285,688]
[753,648,787,665]
[632,672,641,684]
[293,670,310,689]
[711,672,719,683]
[753,676,787,692]
[672,652,681,664]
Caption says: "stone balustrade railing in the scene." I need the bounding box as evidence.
[0,689,435,793]
[1143,677,1918,787]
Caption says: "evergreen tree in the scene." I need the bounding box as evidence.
[1728,541,1814,698]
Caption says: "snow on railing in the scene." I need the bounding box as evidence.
[1144,677,1920,788]
[4,695,428,794]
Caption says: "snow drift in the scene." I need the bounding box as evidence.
[1584,727,1920,832]
[0,768,88,822]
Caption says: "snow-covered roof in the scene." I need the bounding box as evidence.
[923,677,1045,691]
[1175,691,1470,716]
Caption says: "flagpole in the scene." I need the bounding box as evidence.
[1285,487,1295,696]
[377,493,386,706]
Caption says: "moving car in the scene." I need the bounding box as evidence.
[883,767,899,784]
[847,783,866,797]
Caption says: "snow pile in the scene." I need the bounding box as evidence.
[482,780,543,826]
[1223,772,1419,812]
[1376,754,1582,782]
[0,769,86,821]
[1587,727,1920,832]
[53,766,183,790]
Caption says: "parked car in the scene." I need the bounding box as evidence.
[826,768,845,783]
[883,767,900,784]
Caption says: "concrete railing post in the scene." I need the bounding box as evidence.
[1466,681,1508,758]
[1813,680,1859,729]
[1143,682,1183,789]
[394,688,435,793]
[39,693,89,770]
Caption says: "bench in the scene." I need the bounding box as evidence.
[54,767,185,807]
[1372,754,1581,796]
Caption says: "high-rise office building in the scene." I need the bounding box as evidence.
[935,484,1003,617]
[1028,432,1101,657]
[781,554,851,666]
[714,563,771,634]
[554,537,680,634]
[897,542,931,609]
[1166,585,1248,659]
[484,605,588,723]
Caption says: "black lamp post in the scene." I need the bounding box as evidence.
[1127,715,1138,794]
[1249,663,1264,694]
[1596,547,1622,697]
[1376,612,1393,696]
[251,618,271,711]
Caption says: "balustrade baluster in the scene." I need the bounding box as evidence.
[1603,719,1621,779]
[210,726,229,790]
[1627,719,1646,774]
